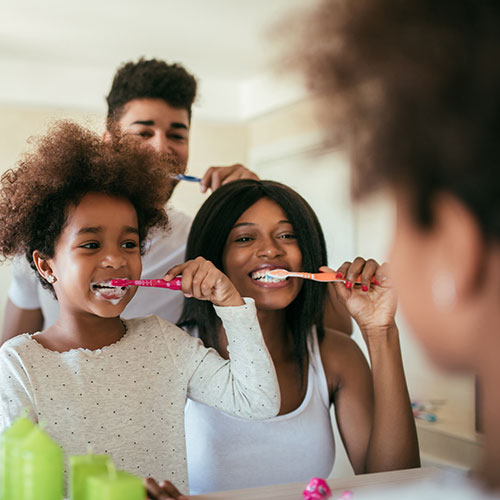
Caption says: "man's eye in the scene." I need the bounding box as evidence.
[138,131,152,138]
[168,133,187,141]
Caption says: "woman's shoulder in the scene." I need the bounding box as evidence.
[318,327,370,387]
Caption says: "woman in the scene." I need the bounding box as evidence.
[178,179,419,494]
[293,0,500,496]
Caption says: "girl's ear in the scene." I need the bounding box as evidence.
[32,250,57,285]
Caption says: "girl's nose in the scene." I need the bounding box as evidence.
[101,248,126,268]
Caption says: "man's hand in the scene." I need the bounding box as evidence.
[200,164,259,193]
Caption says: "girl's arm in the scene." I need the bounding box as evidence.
[163,258,280,419]
[0,344,37,433]
[322,259,420,473]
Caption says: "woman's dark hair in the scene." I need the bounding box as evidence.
[291,0,499,240]
[106,57,198,128]
[178,179,328,378]
[0,121,177,296]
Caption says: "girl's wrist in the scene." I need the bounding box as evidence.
[359,321,398,340]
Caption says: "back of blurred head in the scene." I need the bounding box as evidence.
[293,0,500,486]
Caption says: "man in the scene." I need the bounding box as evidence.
[1,58,259,341]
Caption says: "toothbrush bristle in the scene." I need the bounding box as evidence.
[266,269,288,280]
[110,279,129,286]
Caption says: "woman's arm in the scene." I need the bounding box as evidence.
[322,259,420,473]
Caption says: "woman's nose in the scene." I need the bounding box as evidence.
[257,238,283,258]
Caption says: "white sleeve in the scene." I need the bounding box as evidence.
[7,256,42,310]
[162,298,280,419]
[0,343,38,434]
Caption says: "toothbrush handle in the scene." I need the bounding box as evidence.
[310,273,377,284]
[136,278,182,290]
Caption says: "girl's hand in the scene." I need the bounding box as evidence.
[323,257,397,336]
[164,257,244,307]
[145,477,187,500]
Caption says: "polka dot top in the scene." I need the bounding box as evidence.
[0,298,280,490]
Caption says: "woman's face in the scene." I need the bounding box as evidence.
[222,197,304,311]
[45,193,142,319]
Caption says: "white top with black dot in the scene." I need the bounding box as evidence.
[0,298,280,489]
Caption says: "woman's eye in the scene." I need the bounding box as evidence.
[234,236,253,243]
[278,233,296,240]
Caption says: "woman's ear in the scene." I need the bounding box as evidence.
[32,250,57,285]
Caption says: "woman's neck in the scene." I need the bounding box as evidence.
[36,311,126,353]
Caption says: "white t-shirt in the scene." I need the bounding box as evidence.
[7,207,192,327]
[0,301,280,490]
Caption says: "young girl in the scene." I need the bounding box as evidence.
[0,122,280,498]
[176,179,420,494]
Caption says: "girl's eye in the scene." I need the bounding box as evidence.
[122,241,138,249]
[81,242,99,249]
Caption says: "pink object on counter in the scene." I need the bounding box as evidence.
[303,477,332,500]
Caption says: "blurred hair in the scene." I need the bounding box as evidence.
[0,121,177,295]
[292,0,499,240]
[106,57,198,128]
[178,179,328,378]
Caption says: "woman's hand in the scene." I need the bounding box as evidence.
[164,257,244,307]
[323,257,397,336]
[145,477,187,500]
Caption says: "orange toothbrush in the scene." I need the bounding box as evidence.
[266,269,377,285]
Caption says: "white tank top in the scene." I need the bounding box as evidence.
[184,329,336,494]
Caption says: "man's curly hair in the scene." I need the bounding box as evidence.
[292,0,500,240]
[106,57,198,129]
[0,121,178,293]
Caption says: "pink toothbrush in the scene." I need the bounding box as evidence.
[109,278,182,290]
[266,269,378,285]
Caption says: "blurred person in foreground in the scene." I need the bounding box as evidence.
[291,0,500,497]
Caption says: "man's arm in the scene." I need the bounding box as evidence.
[1,299,44,344]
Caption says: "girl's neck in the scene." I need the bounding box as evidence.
[36,312,126,353]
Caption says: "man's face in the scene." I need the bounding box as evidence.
[114,98,190,172]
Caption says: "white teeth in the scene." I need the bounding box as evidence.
[250,270,283,283]
[90,281,127,301]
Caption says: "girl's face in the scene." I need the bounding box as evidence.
[45,193,142,318]
[222,197,303,311]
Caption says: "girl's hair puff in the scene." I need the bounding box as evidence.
[0,121,177,294]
